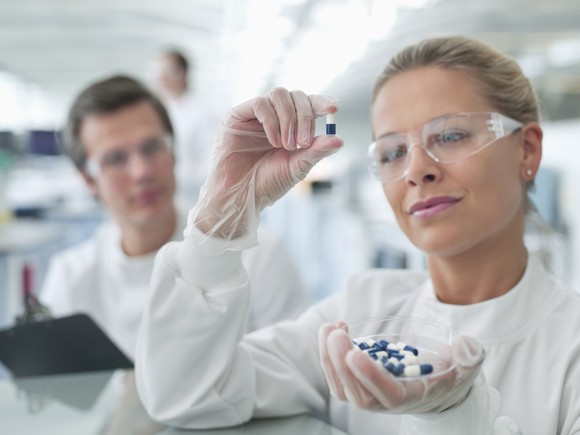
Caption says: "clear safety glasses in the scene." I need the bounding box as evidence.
[85,135,173,178]
[368,112,524,184]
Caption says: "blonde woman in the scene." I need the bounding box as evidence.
[136,37,580,434]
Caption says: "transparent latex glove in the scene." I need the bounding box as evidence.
[187,88,342,250]
[318,322,484,415]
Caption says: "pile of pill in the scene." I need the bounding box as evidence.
[353,338,433,377]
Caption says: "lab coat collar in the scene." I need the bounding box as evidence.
[110,207,187,265]
[417,252,559,343]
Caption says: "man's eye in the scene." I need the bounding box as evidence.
[102,152,127,166]
[142,140,164,155]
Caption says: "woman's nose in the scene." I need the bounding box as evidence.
[404,144,440,186]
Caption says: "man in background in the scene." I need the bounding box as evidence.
[40,75,310,360]
[151,49,219,208]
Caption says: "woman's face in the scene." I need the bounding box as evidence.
[371,66,527,258]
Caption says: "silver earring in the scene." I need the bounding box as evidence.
[526,169,533,177]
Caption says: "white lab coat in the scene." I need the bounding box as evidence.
[40,214,310,360]
[135,227,580,435]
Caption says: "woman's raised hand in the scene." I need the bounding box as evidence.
[190,88,342,249]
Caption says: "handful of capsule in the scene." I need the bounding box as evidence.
[353,337,434,377]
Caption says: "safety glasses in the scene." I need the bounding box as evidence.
[368,112,524,183]
[85,135,173,179]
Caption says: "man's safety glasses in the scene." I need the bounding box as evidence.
[85,135,173,178]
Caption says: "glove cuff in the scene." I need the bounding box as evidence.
[184,207,259,255]
[402,373,500,435]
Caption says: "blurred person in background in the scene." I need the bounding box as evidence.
[151,49,219,208]
[40,75,310,360]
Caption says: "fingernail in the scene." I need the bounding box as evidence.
[300,121,312,145]
[287,123,296,148]
[335,321,347,331]
[321,95,339,106]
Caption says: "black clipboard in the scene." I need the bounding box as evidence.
[0,313,133,378]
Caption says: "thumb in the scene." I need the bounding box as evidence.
[290,135,344,182]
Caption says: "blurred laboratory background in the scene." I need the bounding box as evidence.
[1,0,580,327]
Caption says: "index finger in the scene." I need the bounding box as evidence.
[231,93,338,123]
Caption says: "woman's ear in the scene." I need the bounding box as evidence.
[520,122,543,180]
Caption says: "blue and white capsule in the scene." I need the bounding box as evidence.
[357,341,370,351]
[396,341,419,356]
[326,113,336,135]
[400,354,418,366]
[385,362,405,376]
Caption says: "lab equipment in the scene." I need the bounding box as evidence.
[326,113,336,135]
[27,130,61,156]
[16,263,52,325]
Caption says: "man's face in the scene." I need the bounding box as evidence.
[80,100,176,231]
[152,54,186,98]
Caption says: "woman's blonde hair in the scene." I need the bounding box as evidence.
[373,36,539,123]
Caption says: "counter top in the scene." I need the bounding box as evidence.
[0,370,346,435]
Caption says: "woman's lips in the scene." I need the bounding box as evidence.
[409,196,461,219]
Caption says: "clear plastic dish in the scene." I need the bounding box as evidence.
[349,316,457,382]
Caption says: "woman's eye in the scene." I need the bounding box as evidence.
[380,145,406,163]
[432,130,469,145]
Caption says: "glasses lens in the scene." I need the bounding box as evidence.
[371,135,409,182]
[423,113,500,163]
[101,150,129,170]
[87,135,172,178]
[140,136,171,157]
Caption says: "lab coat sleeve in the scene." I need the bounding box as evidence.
[39,254,79,317]
[560,342,580,434]
[244,229,311,330]
[39,257,67,314]
[135,234,330,429]
[39,234,101,318]
[135,237,252,428]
